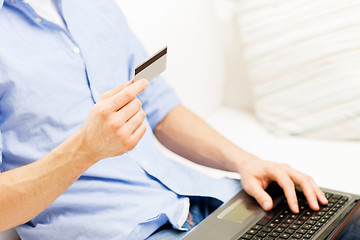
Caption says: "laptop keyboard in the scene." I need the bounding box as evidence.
[238,192,349,240]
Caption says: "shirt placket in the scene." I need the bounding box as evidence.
[6,0,99,104]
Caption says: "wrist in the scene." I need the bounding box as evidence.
[221,144,260,174]
[54,128,99,169]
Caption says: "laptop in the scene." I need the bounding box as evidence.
[183,184,360,240]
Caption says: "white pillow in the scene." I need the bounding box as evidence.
[235,0,360,140]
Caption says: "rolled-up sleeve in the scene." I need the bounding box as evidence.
[138,76,180,130]
[123,15,181,130]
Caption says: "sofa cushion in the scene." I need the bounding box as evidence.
[234,0,360,140]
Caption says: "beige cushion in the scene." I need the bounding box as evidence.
[235,0,360,140]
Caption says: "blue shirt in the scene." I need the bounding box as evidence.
[0,0,241,239]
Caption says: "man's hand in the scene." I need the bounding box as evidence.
[237,157,329,213]
[154,105,328,214]
[79,78,149,163]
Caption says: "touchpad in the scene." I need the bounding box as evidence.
[217,199,258,223]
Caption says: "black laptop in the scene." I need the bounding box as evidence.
[183,184,360,240]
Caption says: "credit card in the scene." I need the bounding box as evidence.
[135,46,167,82]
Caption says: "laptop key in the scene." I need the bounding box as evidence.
[246,229,257,235]
[294,220,304,225]
[325,193,333,199]
[284,219,294,224]
[256,231,267,237]
[320,218,327,223]
[290,224,300,230]
[268,223,277,228]
[320,206,329,211]
[303,211,312,216]
[262,227,272,233]
[264,237,275,240]
[297,229,307,234]
[273,218,282,224]
[332,194,342,200]
[252,225,263,231]
[302,224,311,230]
[250,236,262,240]
[312,226,320,231]
[269,232,280,237]
[240,234,252,239]
[284,229,295,234]
[292,233,303,238]
[310,216,320,220]
[279,233,291,238]
[306,220,316,225]
[315,211,325,216]
[304,234,312,239]
[279,223,289,228]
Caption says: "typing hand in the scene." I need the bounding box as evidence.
[238,158,328,213]
[79,78,149,163]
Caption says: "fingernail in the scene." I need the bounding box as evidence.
[293,203,299,213]
[313,201,319,210]
[322,195,328,203]
[263,201,271,210]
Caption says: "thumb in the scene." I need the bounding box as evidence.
[244,180,273,211]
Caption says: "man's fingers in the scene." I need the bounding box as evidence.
[289,170,320,211]
[244,179,273,211]
[310,178,328,205]
[129,123,147,143]
[123,109,146,135]
[113,98,142,126]
[273,172,299,213]
[100,79,134,101]
[108,79,149,111]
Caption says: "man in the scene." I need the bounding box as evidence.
[0,0,332,239]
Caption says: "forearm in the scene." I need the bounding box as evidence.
[154,105,256,173]
[0,130,94,231]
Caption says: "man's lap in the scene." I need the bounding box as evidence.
[147,197,222,240]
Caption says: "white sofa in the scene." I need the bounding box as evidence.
[2,0,359,239]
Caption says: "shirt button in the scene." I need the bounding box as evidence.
[35,17,42,23]
[141,161,149,167]
[11,0,15,3]
[73,47,80,54]
[176,188,181,193]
